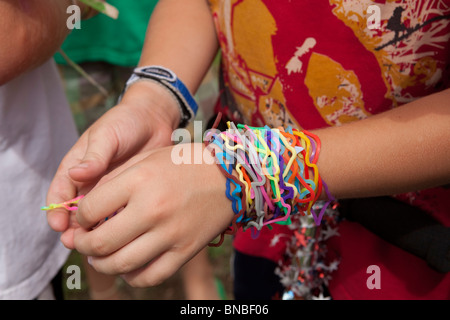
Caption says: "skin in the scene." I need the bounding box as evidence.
[0,0,70,84]
[0,0,115,296]
[0,0,95,85]
[46,0,450,287]
[46,0,218,235]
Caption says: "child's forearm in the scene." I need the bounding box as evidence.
[117,0,219,131]
[137,0,219,94]
[314,88,450,200]
[207,89,449,231]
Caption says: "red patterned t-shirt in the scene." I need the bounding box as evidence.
[208,0,450,299]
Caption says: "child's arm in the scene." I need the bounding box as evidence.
[137,0,219,94]
[0,0,73,84]
[0,0,105,85]
[316,88,450,200]
[46,0,219,234]
[71,89,450,287]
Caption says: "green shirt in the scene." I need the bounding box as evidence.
[55,0,158,67]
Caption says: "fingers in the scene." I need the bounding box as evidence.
[86,230,192,287]
[75,149,162,229]
[74,203,151,257]
[92,149,156,189]
[84,230,168,276]
[68,145,233,288]
[69,126,119,182]
[75,171,132,229]
[46,169,78,232]
[122,251,190,288]
[60,226,76,249]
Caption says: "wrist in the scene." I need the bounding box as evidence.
[120,66,198,128]
[200,143,237,246]
[120,81,181,130]
[206,122,337,234]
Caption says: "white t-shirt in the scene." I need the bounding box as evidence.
[0,59,78,299]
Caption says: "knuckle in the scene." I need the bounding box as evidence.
[97,172,113,185]
[127,273,165,288]
[129,163,152,182]
[149,267,175,287]
[90,235,109,256]
[77,199,98,227]
[148,206,165,224]
[153,127,173,147]
[126,260,181,288]
[111,255,133,275]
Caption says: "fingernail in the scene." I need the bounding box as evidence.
[87,256,93,266]
[72,162,89,169]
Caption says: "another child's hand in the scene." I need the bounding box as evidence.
[46,81,180,243]
[72,143,234,287]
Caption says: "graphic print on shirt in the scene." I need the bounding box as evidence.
[212,0,299,128]
[210,0,450,129]
[328,0,450,109]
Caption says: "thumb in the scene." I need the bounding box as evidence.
[60,227,77,250]
[69,129,118,182]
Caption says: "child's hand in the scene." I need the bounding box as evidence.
[46,81,181,243]
[72,144,234,287]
